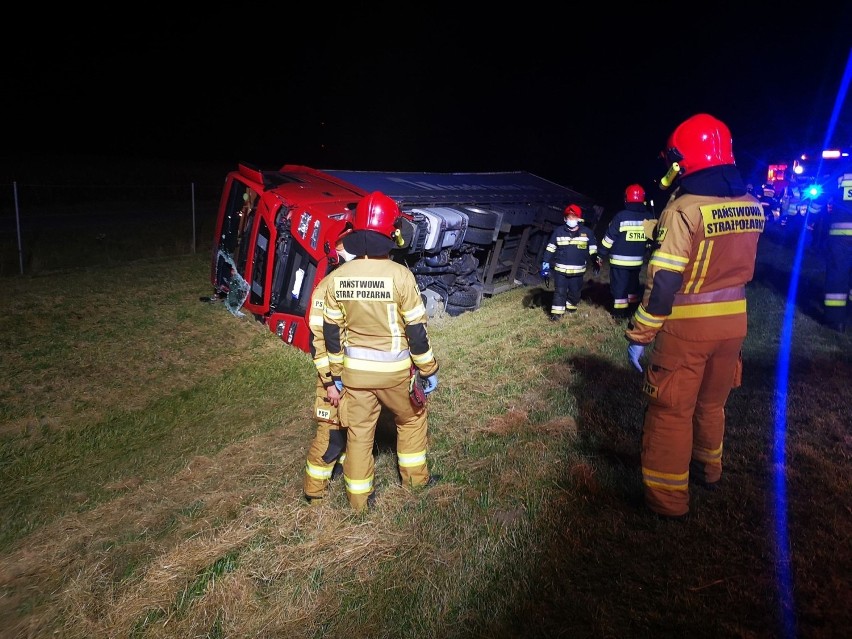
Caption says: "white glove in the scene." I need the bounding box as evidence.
[627,343,645,373]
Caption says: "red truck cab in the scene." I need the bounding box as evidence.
[211,163,364,351]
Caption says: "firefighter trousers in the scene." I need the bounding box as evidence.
[641,331,744,517]
[303,380,345,500]
[823,239,851,325]
[340,378,430,511]
[550,272,584,316]
[609,266,643,313]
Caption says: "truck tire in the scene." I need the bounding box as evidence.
[463,226,496,245]
[464,208,500,230]
[445,298,481,316]
[445,304,467,317]
[447,286,482,309]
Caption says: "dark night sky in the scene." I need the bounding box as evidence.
[5,4,852,214]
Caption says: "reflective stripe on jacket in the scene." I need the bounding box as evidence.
[600,206,656,268]
[309,276,333,382]
[323,257,438,389]
[544,224,598,275]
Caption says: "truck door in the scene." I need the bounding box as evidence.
[211,175,261,294]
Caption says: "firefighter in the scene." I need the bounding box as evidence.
[598,184,657,319]
[323,191,439,511]
[303,235,356,505]
[758,183,780,225]
[822,174,852,333]
[625,113,764,519]
[779,172,803,236]
[540,204,600,321]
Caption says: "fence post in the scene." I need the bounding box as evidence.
[191,182,196,254]
[13,181,23,275]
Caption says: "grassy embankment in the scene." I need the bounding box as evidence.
[0,226,849,638]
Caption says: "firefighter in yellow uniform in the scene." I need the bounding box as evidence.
[303,235,355,504]
[323,191,439,511]
[625,113,764,519]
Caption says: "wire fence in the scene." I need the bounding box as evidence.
[0,180,225,276]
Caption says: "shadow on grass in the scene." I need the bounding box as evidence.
[754,228,827,325]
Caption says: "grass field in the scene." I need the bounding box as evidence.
[0,223,849,638]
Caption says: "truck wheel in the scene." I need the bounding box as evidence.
[463,226,496,245]
[445,300,480,316]
[447,286,482,308]
[464,208,500,230]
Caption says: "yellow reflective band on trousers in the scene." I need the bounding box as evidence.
[692,442,723,464]
[398,449,427,468]
[642,467,689,492]
[345,473,374,495]
[306,459,334,481]
[668,299,746,320]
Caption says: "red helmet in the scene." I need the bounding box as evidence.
[624,184,645,203]
[664,113,735,176]
[351,191,402,239]
[563,203,584,220]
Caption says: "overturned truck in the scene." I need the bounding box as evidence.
[210,163,600,353]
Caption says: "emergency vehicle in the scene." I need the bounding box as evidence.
[767,147,851,231]
[209,162,600,353]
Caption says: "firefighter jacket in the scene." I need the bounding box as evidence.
[599,203,657,268]
[823,198,852,322]
[323,257,439,389]
[544,223,599,275]
[626,184,764,345]
[308,274,334,387]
